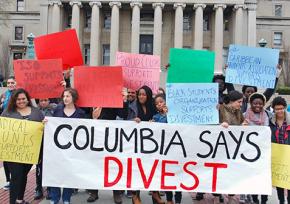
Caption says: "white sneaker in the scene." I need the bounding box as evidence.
[63,202,70,204]
[3,182,10,190]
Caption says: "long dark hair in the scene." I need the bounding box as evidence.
[136,85,156,121]
[7,88,32,112]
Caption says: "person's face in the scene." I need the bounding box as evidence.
[215,79,225,92]
[138,89,147,105]
[7,79,16,91]
[244,87,256,99]
[39,99,50,108]
[127,89,136,102]
[63,91,73,106]
[230,98,243,110]
[16,93,29,109]
[251,98,264,113]
[274,105,286,118]
[155,97,166,112]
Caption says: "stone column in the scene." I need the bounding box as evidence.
[109,2,121,65]
[40,1,49,34]
[130,2,142,53]
[89,2,102,66]
[153,3,164,56]
[214,4,226,73]
[49,1,62,32]
[174,3,186,48]
[193,4,206,50]
[233,4,245,45]
[247,3,257,46]
[70,1,82,38]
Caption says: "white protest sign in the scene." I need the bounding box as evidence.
[226,44,279,88]
[43,117,272,194]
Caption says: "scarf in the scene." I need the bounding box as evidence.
[244,108,268,126]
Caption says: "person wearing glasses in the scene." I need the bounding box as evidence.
[269,96,290,204]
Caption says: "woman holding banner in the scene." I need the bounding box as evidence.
[218,90,244,204]
[243,93,270,204]
[269,96,290,204]
[1,88,44,204]
[49,88,86,204]
[127,85,156,204]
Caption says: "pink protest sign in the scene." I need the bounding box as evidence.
[116,52,160,93]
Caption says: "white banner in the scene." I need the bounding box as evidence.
[43,117,272,194]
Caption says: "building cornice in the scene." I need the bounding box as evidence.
[58,0,244,5]
[0,11,40,15]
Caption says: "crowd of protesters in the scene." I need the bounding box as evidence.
[0,65,290,204]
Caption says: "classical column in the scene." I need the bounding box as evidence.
[193,4,206,50]
[109,2,121,65]
[89,2,102,66]
[247,3,257,46]
[174,3,186,48]
[234,4,245,45]
[40,2,49,34]
[70,1,82,38]
[153,3,164,56]
[214,4,226,73]
[130,2,142,53]
[49,1,62,33]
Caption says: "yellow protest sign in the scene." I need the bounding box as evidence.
[0,116,44,164]
[272,143,290,189]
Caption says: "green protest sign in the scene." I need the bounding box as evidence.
[167,48,215,83]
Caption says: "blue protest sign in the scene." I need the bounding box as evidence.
[166,83,219,125]
[225,44,279,88]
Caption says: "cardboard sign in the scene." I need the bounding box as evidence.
[225,44,279,88]
[43,117,272,194]
[34,29,83,70]
[272,143,290,189]
[74,66,123,108]
[14,59,64,99]
[0,117,44,164]
[116,52,160,93]
[167,48,215,83]
[166,83,219,125]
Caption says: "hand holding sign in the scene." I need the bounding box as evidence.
[225,44,279,88]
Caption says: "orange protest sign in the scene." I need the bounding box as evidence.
[13,59,64,99]
[74,66,123,108]
[34,29,83,70]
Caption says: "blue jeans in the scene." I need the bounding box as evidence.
[50,187,73,203]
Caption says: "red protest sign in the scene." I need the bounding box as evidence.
[116,52,160,93]
[13,59,64,99]
[34,29,83,70]
[74,66,124,108]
